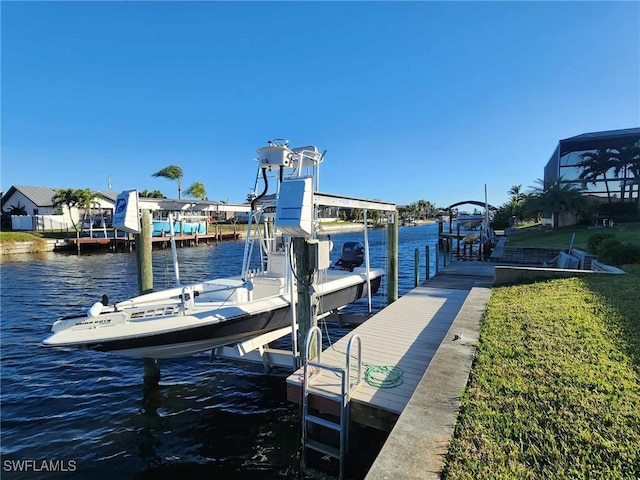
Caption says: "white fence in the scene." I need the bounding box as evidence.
[11,215,73,231]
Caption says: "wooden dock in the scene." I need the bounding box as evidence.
[62,231,241,252]
[286,267,491,431]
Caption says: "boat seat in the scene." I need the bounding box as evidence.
[251,275,285,299]
[200,279,249,303]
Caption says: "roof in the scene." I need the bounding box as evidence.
[1,186,120,209]
[1,186,58,209]
[557,127,640,156]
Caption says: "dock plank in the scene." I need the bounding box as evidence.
[286,285,471,417]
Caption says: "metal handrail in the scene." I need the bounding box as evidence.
[345,334,361,399]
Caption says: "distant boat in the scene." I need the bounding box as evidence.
[456,211,484,230]
[43,140,384,359]
[402,217,417,226]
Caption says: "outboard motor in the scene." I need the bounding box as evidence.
[335,242,364,271]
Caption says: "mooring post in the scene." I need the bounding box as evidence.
[435,243,440,275]
[136,210,160,389]
[414,248,419,287]
[425,245,430,280]
[136,210,153,295]
[387,212,398,304]
[443,239,448,268]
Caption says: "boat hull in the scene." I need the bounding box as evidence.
[43,274,382,359]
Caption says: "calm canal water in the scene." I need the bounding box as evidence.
[0,224,440,479]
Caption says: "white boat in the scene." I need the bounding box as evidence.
[456,210,484,230]
[43,140,384,359]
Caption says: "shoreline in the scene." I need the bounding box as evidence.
[1,221,425,256]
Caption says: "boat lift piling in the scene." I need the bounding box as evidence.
[136,210,154,296]
[293,236,315,362]
[135,210,161,389]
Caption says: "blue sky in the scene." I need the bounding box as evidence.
[2,1,638,209]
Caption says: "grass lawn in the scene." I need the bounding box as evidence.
[506,222,640,250]
[0,231,50,243]
[443,265,640,479]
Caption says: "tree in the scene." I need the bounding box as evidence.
[577,148,615,203]
[51,188,99,231]
[350,208,363,222]
[407,202,420,218]
[139,189,165,198]
[75,188,100,230]
[1,201,28,229]
[152,165,183,199]
[507,184,524,204]
[416,199,436,219]
[185,181,207,200]
[524,178,586,229]
[52,188,80,231]
[611,143,640,202]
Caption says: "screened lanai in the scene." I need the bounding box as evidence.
[544,127,640,204]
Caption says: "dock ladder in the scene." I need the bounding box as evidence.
[301,325,362,479]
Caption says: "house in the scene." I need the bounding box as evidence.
[544,128,640,203]
[543,127,640,226]
[1,186,118,231]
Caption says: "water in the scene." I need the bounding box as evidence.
[0,224,440,479]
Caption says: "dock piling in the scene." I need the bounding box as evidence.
[136,210,160,389]
[387,213,398,304]
[425,245,430,280]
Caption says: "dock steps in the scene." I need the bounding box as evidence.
[305,438,341,459]
[305,413,342,431]
[301,326,362,480]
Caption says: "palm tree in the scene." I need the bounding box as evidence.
[507,184,524,204]
[350,208,363,222]
[415,199,436,219]
[52,188,80,230]
[139,189,165,199]
[408,201,420,219]
[525,178,586,229]
[185,181,207,200]
[611,143,640,202]
[1,202,28,229]
[74,188,100,231]
[152,165,183,199]
[577,148,615,203]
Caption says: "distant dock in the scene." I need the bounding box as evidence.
[62,230,242,253]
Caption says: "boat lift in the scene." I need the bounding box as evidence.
[212,197,397,373]
[212,141,396,373]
